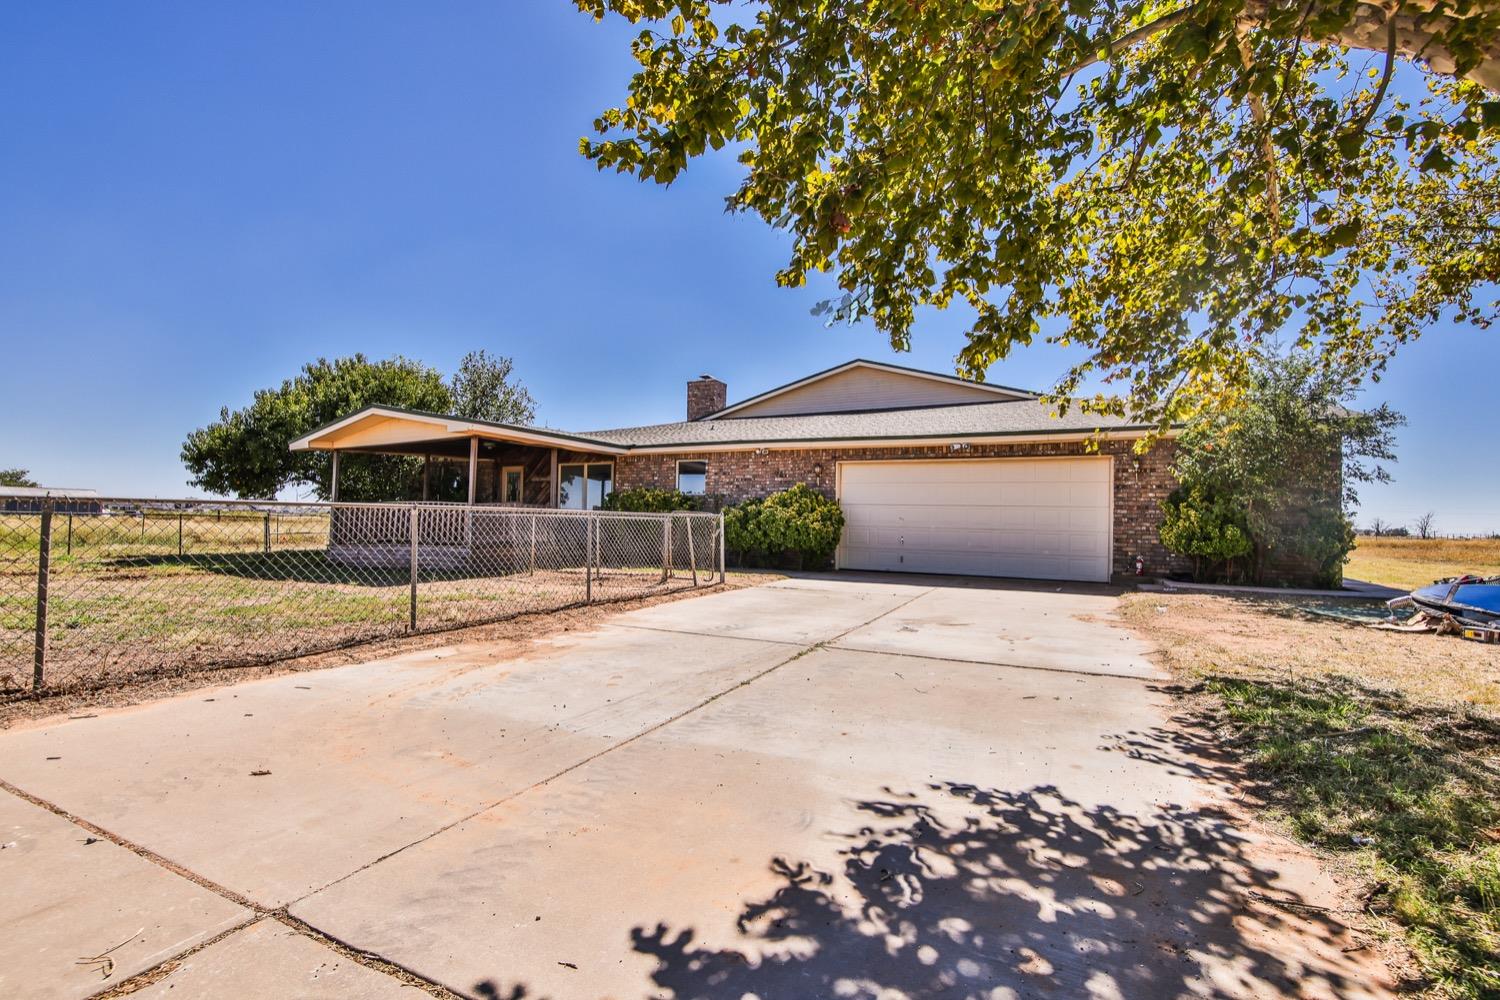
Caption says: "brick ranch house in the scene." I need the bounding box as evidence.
[291,359,1337,585]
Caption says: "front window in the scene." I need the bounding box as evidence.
[559,462,614,509]
[676,459,707,495]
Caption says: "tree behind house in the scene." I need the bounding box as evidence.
[0,468,38,488]
[182,355,451,500]
[449,350,536,425]
[182,352,538,501]
[1164,352,1403,586]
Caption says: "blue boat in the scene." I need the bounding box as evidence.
[1406,575,1500,624]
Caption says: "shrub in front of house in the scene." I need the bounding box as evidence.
[724,483,844,570]
[601,487,704,513]
[1158,486,1254,583]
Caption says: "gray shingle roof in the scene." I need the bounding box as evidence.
[580,400,1150,449]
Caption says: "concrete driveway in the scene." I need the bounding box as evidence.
[0,575,1386,1000]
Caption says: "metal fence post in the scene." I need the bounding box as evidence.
[409,506,419,631]
[660,516,670,583]
[686,513,699,586]
[585,513,594,603]
[33,502,52,694]
[66,513,73,555]
[178,512,184,557]
[263,513,271,554]
[718,510,726,585]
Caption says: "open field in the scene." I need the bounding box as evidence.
[1346,536,1500,591]
[1122,591,1500,998]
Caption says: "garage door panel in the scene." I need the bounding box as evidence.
[1069,507,1109,532]
[1068,461,1111,483]
[1069,484,1109,507]
[839,459,1112,583]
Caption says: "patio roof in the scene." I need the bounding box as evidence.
[288,407,628,457]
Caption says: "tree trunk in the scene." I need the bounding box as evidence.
[1244,0,1500,93]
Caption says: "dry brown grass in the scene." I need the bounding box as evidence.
[1120,591,1500,712]
[1346,536,1500,591]
[1120,592,1500,997]
[0,570,779,730]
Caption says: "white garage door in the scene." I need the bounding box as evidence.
[838,458,1113,582]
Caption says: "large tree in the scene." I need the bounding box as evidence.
[576,0,1500,423]
[183,353,537,500]
[182,356,451,500]
[0,468,38,488]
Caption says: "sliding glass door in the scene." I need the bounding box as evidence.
[558,462,613,509]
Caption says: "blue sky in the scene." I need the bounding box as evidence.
[1,3,1494,533]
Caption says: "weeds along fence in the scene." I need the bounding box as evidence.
[0,498,724,698]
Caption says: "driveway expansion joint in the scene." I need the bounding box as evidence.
[827,642,1161,682]
[0,776,263,913]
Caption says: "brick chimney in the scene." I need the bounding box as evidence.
[686,374,727,420]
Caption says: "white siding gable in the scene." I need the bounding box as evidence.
[720,364,1028,419]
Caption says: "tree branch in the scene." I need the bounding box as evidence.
[1353,14,1399,138]
[1054,4,1199,80]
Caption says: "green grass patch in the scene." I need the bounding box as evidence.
[1206,676,1500,998]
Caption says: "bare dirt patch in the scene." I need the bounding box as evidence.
[0,571,778,730]
[1121,591,1500,711]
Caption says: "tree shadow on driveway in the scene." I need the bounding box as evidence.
[618,781,1374,1000]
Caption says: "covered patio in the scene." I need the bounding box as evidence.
[289,406,624,510]
[288,407,627,569]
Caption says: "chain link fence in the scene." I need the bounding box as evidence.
[0,498,723,698]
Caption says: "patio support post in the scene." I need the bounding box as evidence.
[529,513,536,575]
[467,437,478,506]
[549,449,558,507]
[32,501,51,694]
[422,455,430,501]
[466,437,478,550]
[330,450,340,502]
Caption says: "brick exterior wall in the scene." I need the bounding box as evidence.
[686,377,728,420]
[615,439,1196,582]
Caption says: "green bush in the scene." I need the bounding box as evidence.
[1159,486,1254,582]
[601,487,703,513]
[1279,508,1356,589]
[723,483,844,569]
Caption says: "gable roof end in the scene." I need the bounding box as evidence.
[705,359,1039,419]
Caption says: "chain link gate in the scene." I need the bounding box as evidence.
[0,498,724,698]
